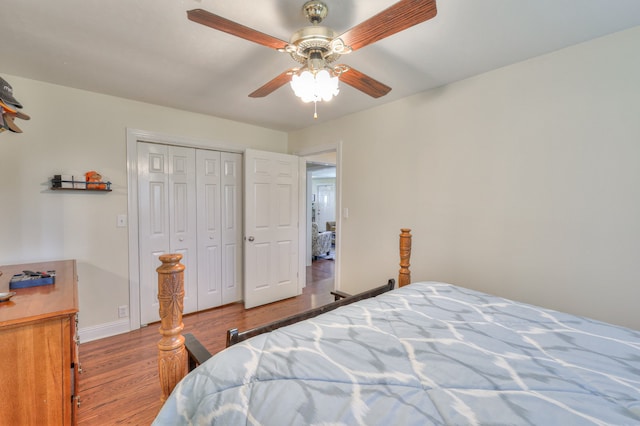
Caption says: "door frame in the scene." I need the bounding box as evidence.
[126,128,245,330]
[294,141,343,293]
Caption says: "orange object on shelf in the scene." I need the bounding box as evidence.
[85,170,106,189]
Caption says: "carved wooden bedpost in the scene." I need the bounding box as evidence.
[157,253,187,401]
[399,228,412,287]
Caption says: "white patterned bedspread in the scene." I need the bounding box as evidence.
[153,282,640,425]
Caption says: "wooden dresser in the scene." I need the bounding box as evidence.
[0,260,80,425]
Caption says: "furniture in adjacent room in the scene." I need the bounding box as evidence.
[326,221,336,245]
[311,222,332,259]
[0,259,80,426]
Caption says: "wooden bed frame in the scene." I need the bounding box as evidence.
[156,228,412,401]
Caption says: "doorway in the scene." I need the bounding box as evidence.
[309,165,336,259]
[303,149,338,294]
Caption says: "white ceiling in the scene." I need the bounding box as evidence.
[308,164,336,179]
[2,1,639,132]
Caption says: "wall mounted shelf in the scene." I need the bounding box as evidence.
[50,178,112,192]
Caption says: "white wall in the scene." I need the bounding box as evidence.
[289,26,640,330]
[0,76,287,334]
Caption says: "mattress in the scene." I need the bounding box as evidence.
[153,282,640,425]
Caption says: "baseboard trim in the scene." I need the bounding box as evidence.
[79,318,131,343]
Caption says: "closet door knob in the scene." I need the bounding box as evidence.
[247,236,255,242]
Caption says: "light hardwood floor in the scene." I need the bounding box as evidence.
[77,257,335,425]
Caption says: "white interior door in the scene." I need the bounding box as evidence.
[168,146,198,315]
[316,183,336,231]
[128,130,248,330]
[138,142,170,325]
[196,150,243,309]
[221,152,243,304]
[196,149,222,310]
[244,149,299,308]
[138,143,197,324]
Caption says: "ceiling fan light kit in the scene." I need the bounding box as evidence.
[187,0,437,117]
[290,69,339,104]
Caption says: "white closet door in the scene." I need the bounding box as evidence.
[221,152,243,304]
[196,150,243,308]
[137,141,244,323]
[196,149,222,310]
[138,143,197,324]
[138,142,170,325]
[168,146,198,316]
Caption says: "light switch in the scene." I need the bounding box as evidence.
[117,214,127,227]
[342,208,349,219]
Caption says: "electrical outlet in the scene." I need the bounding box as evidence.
[118,305,129,318]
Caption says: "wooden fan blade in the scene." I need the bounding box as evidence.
[249,69,296,98]
[337,0,437,52]
[339,67,391,98]
[187,9,288,50]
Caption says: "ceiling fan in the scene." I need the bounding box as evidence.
[187,0,437,108]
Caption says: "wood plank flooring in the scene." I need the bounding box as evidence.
[77,258,334,425]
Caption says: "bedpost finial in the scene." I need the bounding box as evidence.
[399,228,412,287]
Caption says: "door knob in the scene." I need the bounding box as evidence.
[247,236,255,242]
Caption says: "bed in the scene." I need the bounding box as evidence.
[152,229,640,425]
